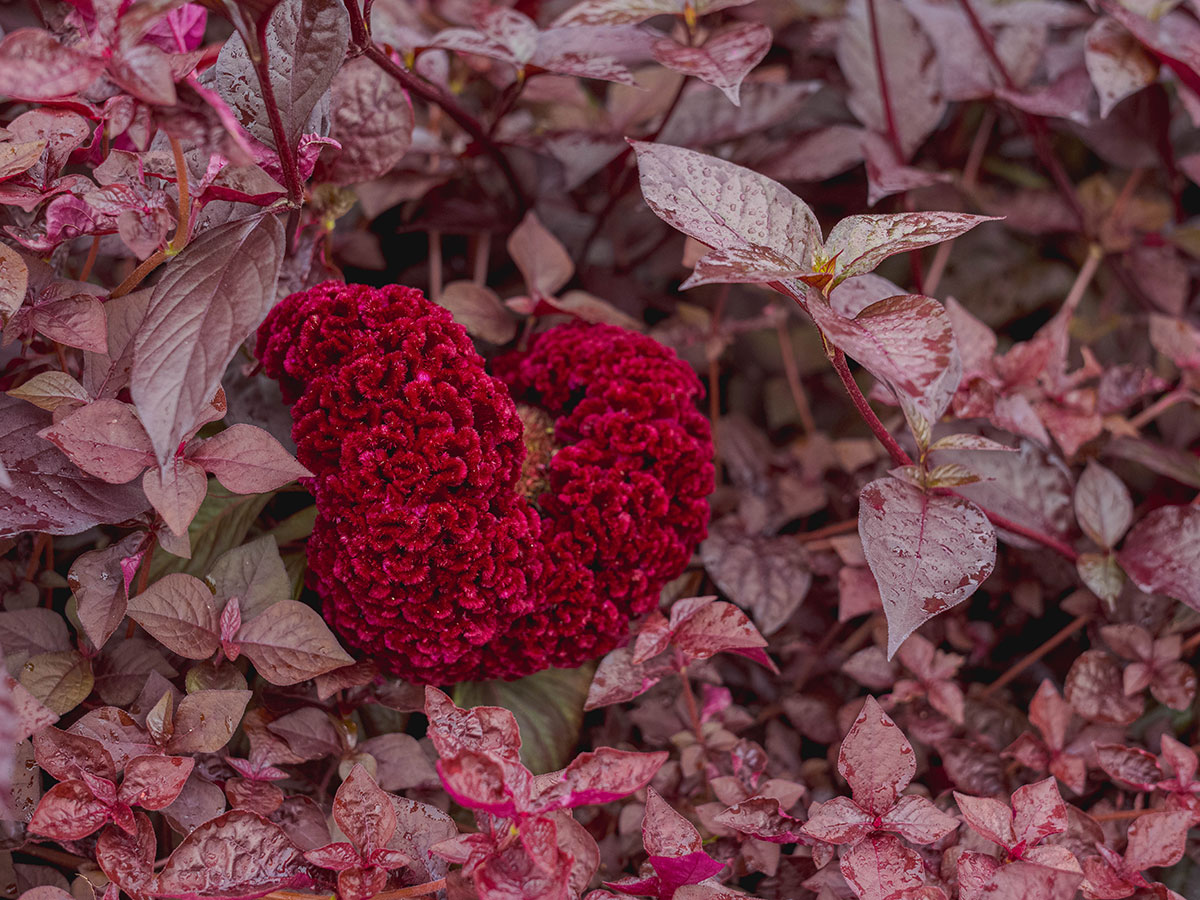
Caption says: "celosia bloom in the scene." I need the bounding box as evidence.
[256,281,713,683]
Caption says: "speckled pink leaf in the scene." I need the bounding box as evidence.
[839,833,924,900]
[584,645,668,710]
[1119,505,1200,612]
[552,0,751,26]
[1123,810,1191,871]
[882,794,958,844]
[0,29,104,101]
[822,213,999,286]
[713,797,804,844]
[651,24,771,106]
[333,765,397,855]
[155,809,304,900]
[671,599,778,671]
[858,478,996,657]
[643,787,704,858]
[1064,650,1143,725]
[1074,461,1132,549]
[631,142,820,285]
[538,748,666,811]
[1085,17,1158,118]
[839,697,914,817]
[424,687,523,760]
[96,811,156,895]
[801,795,874,845]
[119,755,194,810]
[808,294,961,424]
[29,780,112,840]
[1011,778,1068,846]
[959,855,1081,900]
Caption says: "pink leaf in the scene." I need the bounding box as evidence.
[648,852,725,895]
[28,295,109,353]
[125,572,221,660]
[713,797,804,844]
[839,696,915,817]
[858,478,996,657]
[96,812,156,895]
[187,425,310,494]
[1011,778,1068,847]
[954,793,1014,848]
[320,56,414,184]
[333,765,398,855]
[118,755,194,810]
[801,795,875,845]
[651,24,771,106]
[1064,650,1144,725]
[553,0,751,27]
[33,726,117,782]
[585,645,668,710]
[131,215,284,466]
[303,842,360,872]
[68,531,149,649]
[143,457,209,537]
[959,855,1081,900]
[37,399,154,484]
[424,687,523,761]
[155,809,305,900]
[839,833,924,900]
[0,29,104,101]
[436,751,528,818]
[29,780,112,840]
[1119,505,1200,613]
[881,794,959,844]
[670,600,777,671]
[1123,810,1192,872]
[643,787,704,858]
[537,748,667,811]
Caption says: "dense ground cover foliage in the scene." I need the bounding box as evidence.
[2,0,1200,898]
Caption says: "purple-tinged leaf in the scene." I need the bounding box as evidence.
[333,765,397,855]
[862,132,952,206]
[1119,504,1200,612]
[33,726,115,782]
[37,399,153,484]
[167,689,252,754]
[268,706,342,761]
[97,811,156,895]
[358,733,438,791]
[303,842,360,871]
[0,607,71,660]
[840,834,924,900]
[7,371,90,412]
[839,697,914,817]
[1085,17,1158,118]
[837,0,944,160]
[236,599,353,685]
[143,458,209,536]
[20,650,93,716]
[1073,461,1132,549]
[155,809,305,899]
[28,295,108,353]
[0,241,28,320]
[437,281,518,344]
[69,707,157,770]
[187,424,309,494]
[108,44,177,106]
[858,478,996,657]
[11,676,58,740]
[69,531,149,650]
[807,294,961,424]
[713,796,804,844]
[0,30,104,101]
[537,748,666,810]
[801,795,875,845]
[958,856,1081,900]
[126,571,221,659]
[631,141,820,286]
[643,787,704,857]
[699,521,813,636]
[321,56,414,184]
[388,797,456,882]
[821,213,999,286]
[651,24,771,106]
[1011,778,1068,847]
[214,0,349,149]
[207,536,290,623]
[131,215,284,466]
[882,794,959,844]
[119,755,194,810]
[29,781,112,840]
[508,211,574,300]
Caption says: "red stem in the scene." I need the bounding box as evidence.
[831,347,913,467]
[251,25,303,212]
[866,0,905,161]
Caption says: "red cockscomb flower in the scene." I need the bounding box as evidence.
[256,281,713,684]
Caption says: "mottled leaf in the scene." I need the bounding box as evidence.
[1119,504,1200,612]
[651,24,771,106]
[236,600,353,685]
[125,573,221,659]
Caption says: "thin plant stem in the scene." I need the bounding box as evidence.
[831,347,913,467]
[980,614,1090,698]
[429,229,442,302]
[776,317,817,434]
[1091,809,1153,823]
[926,108,995,296]
[1181,630,1200,655]
[473,231,491,285]
[677,661,705,743]
[168,133,191,249]
[373,881,449,900]
[78,236,101,282]
[1129,388,1196,432]
[866,0,904,161]
[251,26,303,212]
[797,517,859,543]
[981,510,1079,562]
[110,248,166,299]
